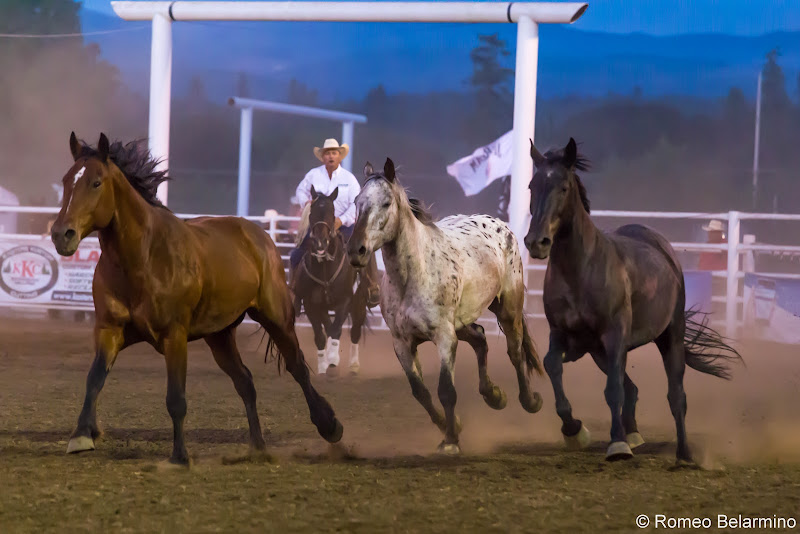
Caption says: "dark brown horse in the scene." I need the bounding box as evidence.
[50,132,342,465]
[294,186,369,377]
[524,138,741,464]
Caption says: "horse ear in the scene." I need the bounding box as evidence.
[69,132,81,161]
[529,139,545,167]
[329,187,339,201]
[363,161,374,179]
[563,138,578,169]
[97,133,110,163]
[384,158,396,183]
[310,185,318,200]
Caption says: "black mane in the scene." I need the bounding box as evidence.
[543,147,592,214]
[78,138,170,209]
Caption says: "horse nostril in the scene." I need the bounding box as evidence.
[539,237,552,248]
[358,246,366,256]
[64,229,76,240]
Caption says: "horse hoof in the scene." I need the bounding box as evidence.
[670,458,699,471]
[323,419,344,444]
[436,442,461,456]
[563,424,591,450]
[348,363,360,376]
[520,392,543,414]
[483,387,508,410]
[606,441,634,461]
[326,364,340,378]
[626,432,645,449]
[66,436,95,454]
[162,457,192,469]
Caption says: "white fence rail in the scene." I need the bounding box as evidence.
[2,206,800,339]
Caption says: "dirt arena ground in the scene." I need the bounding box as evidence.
[1,313,799,533]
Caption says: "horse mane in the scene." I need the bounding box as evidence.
[543,147,592,214]
[366,173,438,228]
[408,197,437,227]
[77,138,170,209]
[295,201,311,246]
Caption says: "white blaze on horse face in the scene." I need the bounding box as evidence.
[73,166,86,185]
[65,165,86,213]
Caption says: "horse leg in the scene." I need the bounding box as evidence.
[159,329,191,465]
[348,292,368,375]
[543,332,590,449]
[67,326,127,454]
[305,305,329,375]
[434,329,461,454]
[205,328,266,451]
[601,326,633,461]
[249,285,343,444]
[392,336,449,436]
[655,318,692,463]
[489,297,543,414]
[590,352,644,449]
[457,323,507,410]
[324,299,351,377]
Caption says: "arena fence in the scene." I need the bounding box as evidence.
[2,206,800,341]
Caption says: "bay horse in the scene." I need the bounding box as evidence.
[524,137,742,464]
[50,132,343,465]
[294,186,369,377]
[347,159,544,454]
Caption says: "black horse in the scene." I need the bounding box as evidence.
[294,187,369,377]
[524,137,742,464]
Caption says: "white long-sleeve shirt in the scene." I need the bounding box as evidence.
[294,165,361,227]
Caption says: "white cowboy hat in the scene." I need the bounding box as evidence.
[702,219,725,232]
[313,138,349,162]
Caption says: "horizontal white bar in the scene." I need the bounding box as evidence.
[740,244,800,253]
[111,2,588,24]
[737,213,800,221]
[229,97,367,123]
[592,210,729,220]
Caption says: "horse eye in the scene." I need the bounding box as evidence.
[382,202,390,208]
[93,181,101,189]
[561,186,568,193]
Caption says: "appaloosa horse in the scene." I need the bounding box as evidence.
[348,158,544,454]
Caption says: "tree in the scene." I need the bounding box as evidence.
[236,71,250,98]
[287,78,318,106]
[464,33,514,147]
[0,0,141,206]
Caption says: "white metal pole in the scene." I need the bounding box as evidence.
[341,121,354,171]
[510,16,539,260]
[148,13,173,206]
[752,71,762,209]
[725,211,741,337]
[237,107,254,217]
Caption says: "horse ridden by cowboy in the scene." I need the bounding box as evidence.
[289,138,381,307]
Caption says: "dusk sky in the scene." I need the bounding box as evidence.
[81,0,800,36]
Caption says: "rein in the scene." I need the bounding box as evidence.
[300,225,347,292]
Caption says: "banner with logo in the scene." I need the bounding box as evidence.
[446,130,513,196]
[0,237,99,306]
[743,273,800,344]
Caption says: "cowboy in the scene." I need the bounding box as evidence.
[289,138,380,307]
[698,219,727,271]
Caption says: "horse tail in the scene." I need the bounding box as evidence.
[521,319,544,377]
[683,308,743,380]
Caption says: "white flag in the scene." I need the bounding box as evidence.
[446,130,513,197]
